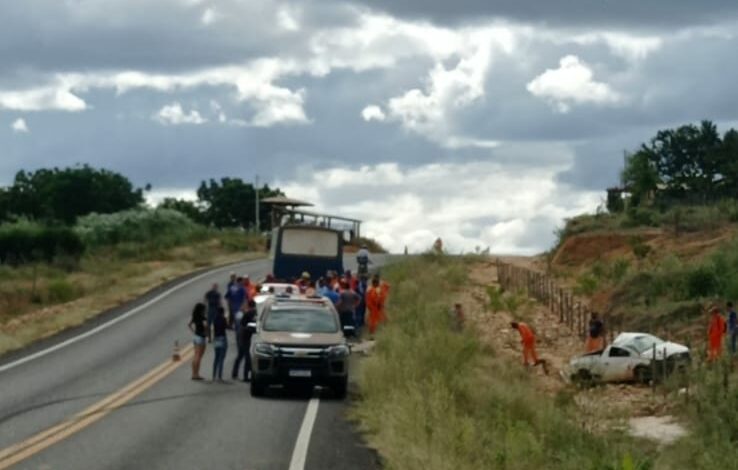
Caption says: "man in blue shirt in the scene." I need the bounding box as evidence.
[728,301,737,355]
[225,276,246,327]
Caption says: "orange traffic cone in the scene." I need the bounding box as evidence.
[172,340,181,362]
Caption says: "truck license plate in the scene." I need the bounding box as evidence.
[289,369,312,378]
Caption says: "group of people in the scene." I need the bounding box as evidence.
[187,268,391,382]
[188,272,260,382]
[295,269,390,339]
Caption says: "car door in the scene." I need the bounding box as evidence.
[601,346,637,381]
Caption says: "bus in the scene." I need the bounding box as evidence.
[270,224,345,281]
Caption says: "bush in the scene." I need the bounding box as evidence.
[0,221,84,265]
[75,208,206,249]
[686,265,720,298]
[46,278,81,303]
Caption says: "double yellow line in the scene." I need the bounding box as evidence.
[0,344,194,469]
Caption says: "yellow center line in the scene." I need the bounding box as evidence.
[0,344,195,469]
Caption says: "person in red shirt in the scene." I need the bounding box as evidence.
[511,321,545,369]
[366,275,390,338]
[708,306,727,362]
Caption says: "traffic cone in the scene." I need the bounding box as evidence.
[172,340,181,362]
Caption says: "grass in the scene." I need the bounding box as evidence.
[353,254,652,470]
[0,232,265,356]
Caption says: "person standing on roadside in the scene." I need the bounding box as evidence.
[585,312,605,352]
[211,307,229,381]
[365,275,390,339]
[354,277,368,336]
[728,302,737,355]
[232,300,257,381]
[225,276,246,327]
[204,283,222,331]
[708,306,727,362]
[188,303,208,380]
[336,280,361,337]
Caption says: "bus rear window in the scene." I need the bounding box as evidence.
[280,229,338,256]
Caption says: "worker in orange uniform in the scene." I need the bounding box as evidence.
[365,275,390,339]
[511,321,546,371]
[708,306,727,362]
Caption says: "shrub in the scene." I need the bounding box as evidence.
[75,208,206,249]
[687,265,720,298]
[0,221,84,265]
[46,278,81,303]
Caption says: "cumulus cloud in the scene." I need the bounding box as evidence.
[200,7,220,25]
[11,118,29,133]
[0,85,87,112]
[153,102,206,125]
[277,160,600,254]
[361,105,386,121]
[526,55,622,112]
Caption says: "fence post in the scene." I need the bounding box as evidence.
[559,289,564,323]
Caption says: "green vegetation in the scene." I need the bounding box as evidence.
[354,255,651,470]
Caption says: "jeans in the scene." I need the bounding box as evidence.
[731,332,737,355]
[231,341,252,380]
[355,304,366,335]
[212,336,228,380]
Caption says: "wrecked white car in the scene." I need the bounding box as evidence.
[569,333,690,383]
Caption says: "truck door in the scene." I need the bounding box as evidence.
[601,346,636,381]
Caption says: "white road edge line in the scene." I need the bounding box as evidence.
[0,259,264,374]
[289,396,320,470]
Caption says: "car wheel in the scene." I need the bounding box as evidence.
[250,377,266,397]
[634,366,650,384]
[332,377,348,399]
[573,369,593,385]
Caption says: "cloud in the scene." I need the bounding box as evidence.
[361,105,386,121]
[153,102,206,125]
[526,55,622,112]
[277,6,300,31]
[0,85,87,112]
[10,117,29,133]
[200,7,220,25]
[277,160,601,254]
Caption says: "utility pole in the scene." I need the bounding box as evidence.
[255,174,260,233]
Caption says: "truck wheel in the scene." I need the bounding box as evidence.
[634,366,650,384]
[250,377,266,397]
[572,369,593,387]
[332,377,348,399]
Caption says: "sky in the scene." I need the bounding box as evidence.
[2,1,738,254]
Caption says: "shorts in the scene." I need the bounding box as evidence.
[193,335,207,346]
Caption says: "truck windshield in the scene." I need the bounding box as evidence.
[263,308,339,333]
[629,334,664,353]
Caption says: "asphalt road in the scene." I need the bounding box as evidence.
[0,257,383,470]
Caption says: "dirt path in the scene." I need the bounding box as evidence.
[459,258,680,439]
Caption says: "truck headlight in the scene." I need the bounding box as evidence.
[327,344,350,358]
[255,342,276,357]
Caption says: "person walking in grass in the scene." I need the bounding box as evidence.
[365,275,390,339]
[188,303,208,381]
[211,307,229,381]
[510,321,548,374]
[232,300,257,381]
[728,302,737,355]
[708,306,727,362]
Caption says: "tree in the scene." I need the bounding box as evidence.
[158,198,204,224]
[197,178,283,229]
[5,165,144,224]
[622,150,659,206]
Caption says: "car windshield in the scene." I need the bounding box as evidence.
[628,334,665,353]
[263,308,338,333]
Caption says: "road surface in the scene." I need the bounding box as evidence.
[0,257,384,469]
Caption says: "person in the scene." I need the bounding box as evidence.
[232,300,257,381]
[226,272,237,294]
[356,246,371,280]
[365,275,390,339]
[225,276,246,327]
[336,280,361,336]
[450,303,465,331]
[585,312,605,352]
[708,306,727,362]
[188,303,208,380]
[211,307,229,381]
[243,275,257,300]
[204,283,222,330]
[354,277,368,336]
[320,279,340,305]
[510,321,545,369]
[344,270,358,291]
[728,302,737,355]
[296,272,311,294]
